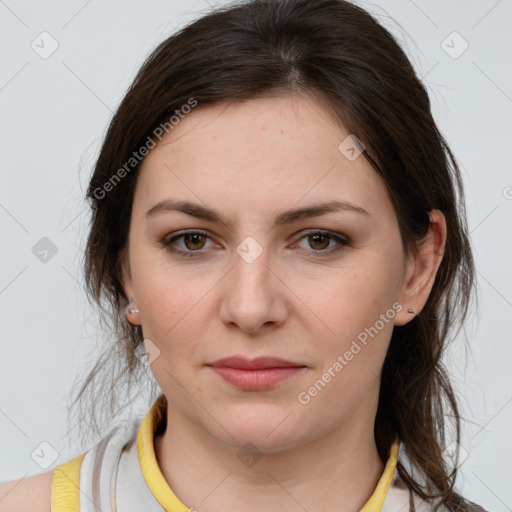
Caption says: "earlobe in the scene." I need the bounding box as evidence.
[394,209,447,327]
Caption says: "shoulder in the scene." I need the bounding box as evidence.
[391,443,490,512]
[0,472,52,512]
[0,420,142,512]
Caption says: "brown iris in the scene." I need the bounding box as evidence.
[183,233,207,250]
[307,233,330,251]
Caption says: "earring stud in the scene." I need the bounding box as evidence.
[407,308,414,314]
[128,307,139,315]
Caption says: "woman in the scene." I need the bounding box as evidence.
[0,0,488,510]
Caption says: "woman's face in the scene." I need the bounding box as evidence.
[122,94,416,451]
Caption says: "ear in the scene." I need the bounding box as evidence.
[394,209,447,326]
[120,246,141,326]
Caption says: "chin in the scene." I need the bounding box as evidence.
[207,406,312,453]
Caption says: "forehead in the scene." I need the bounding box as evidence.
[146,94,345,166]
[133,94,391,221]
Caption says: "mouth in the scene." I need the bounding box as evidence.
[206,356,307,390]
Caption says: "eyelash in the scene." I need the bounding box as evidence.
[160,229,349,258]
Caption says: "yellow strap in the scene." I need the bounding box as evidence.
[138,394,400,512]
[137,395,190,512]
[51,452,84,511]
[50,394,399,512]
[360,441,399,512]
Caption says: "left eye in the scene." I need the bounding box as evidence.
[294,231,348,253]
[161,230,348,257]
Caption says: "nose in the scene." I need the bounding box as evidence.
[218,243,289,335]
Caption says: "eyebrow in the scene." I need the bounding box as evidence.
[145,199,369,226]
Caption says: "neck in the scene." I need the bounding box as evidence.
[154,400,386,512]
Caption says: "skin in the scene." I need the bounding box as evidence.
[122,93,446,512]
[0,472,52,512]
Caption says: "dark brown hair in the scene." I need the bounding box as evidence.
[70,1,481,510]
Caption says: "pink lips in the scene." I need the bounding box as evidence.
[207,356,306,390]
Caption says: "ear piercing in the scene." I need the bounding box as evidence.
[407,308,414,314]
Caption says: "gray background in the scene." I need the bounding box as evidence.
[1,1,511,510]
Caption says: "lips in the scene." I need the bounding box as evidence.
[207,356,304,370]
[206,356,306,390]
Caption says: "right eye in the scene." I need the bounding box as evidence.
[161,230,214,257]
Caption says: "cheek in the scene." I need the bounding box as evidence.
[300,259,399,384]
[299,312,394,423]
[133,264,206,358]
[304,264,397,338]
